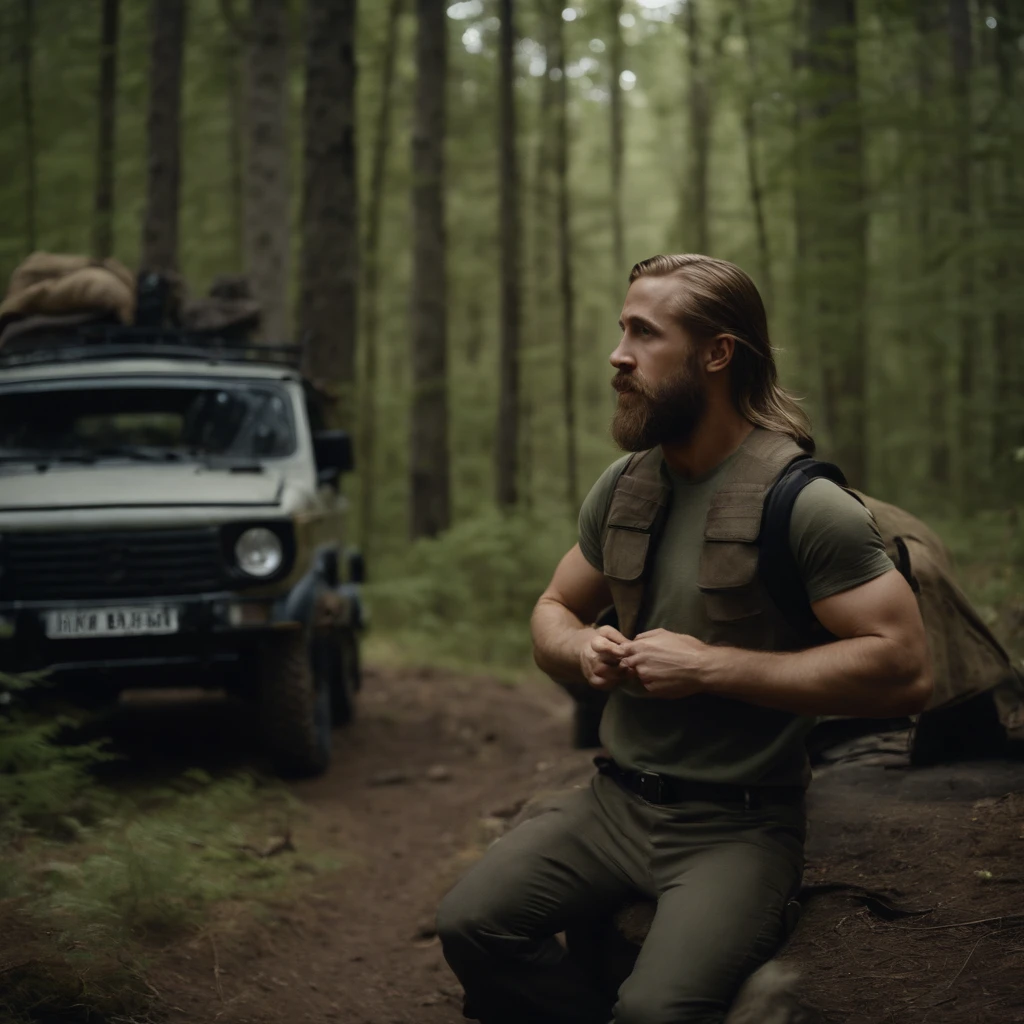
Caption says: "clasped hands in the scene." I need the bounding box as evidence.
[578,625,709,699]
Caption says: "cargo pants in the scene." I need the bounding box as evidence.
[436,770,805,1024]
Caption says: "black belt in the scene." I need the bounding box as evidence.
[594,756,804,809]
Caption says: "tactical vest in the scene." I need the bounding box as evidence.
[600,428,818,651]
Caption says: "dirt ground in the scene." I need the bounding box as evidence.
[105,667,1024,1023]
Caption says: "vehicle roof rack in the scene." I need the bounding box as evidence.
[0,324,302,370]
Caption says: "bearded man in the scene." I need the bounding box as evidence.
[437,254,933,1024]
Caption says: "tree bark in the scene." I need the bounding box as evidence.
[19,0,37,253]
[93,0,119,258]
[299,0,359,417]
[141,0,186,273]
[409,0,450,539]
[790,0,813,396]
[913,0,948,489]
[358,0,403,556]
[245,0,291,341]
[523,6,559,512]
[227,32,245,269]
[684,0,709,253]
[800,0,867,487]
[551,0,578,514]
[948,0,975,509]
[496,0,521,509]
[736,0,772,307]
[990,0,1023,490]
[608,0,625,275]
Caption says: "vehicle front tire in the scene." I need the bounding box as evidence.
[257,628,332,778]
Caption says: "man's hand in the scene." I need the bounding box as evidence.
[579,625,633,691]
[618,628,708,699]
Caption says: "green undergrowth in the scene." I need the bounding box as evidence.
[366,507,576,677]
[1,681,341,1023]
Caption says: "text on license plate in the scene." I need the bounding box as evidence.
[44,606,180,639]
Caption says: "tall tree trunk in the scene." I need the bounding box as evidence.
[608,0,625,275]
[683,0,710,253]
[915,0,948,488]
[496,0,521,509]
[141,0,185,273]
[93,0,119,258]
[358,0,403,557]
[948,0,975,510]
[790,0,813,397]
[523,4,558,511]
[736,0,772,306]
[551,1,578,513]
[245,0,290,341]
[300,0,359,417]
[409,0,450,539]
[227,33,245,269]
[801,0,866,486]
[991,0,1023,491]
[19,0,37,252]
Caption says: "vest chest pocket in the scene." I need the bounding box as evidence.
[602,468,668,582]
[697,491,766,622]
[603,527,651,582]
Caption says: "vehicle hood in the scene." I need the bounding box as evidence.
[0,463,288,512]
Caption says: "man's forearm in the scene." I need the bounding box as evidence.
[700,635,932,718]
[530,597,594,684]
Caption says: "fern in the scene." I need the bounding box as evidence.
[0,670,113,837]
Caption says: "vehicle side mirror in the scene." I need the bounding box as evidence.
[313,430,354,485]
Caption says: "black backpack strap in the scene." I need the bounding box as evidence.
[758,456,849,635]
[892,536,921,594]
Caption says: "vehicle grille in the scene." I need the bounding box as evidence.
[2,528,227,600]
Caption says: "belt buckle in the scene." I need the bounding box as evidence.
[636,771,665,804]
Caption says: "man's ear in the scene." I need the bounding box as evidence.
[705,334,736,374]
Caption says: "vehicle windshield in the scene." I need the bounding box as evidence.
[0,379,296,462]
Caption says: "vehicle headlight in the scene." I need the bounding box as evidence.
[235,527,284,577]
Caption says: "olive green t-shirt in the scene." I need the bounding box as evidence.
[578,443,895,788]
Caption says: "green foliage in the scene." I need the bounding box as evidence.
[0,672,115,841]
[29,772,322,939]
[369,508,576,670]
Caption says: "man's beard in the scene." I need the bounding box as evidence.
[610,357,708,452]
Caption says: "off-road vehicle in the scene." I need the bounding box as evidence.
[0,325,364,777]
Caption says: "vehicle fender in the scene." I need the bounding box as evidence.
[270,545,336,628]
[271,545,363,632]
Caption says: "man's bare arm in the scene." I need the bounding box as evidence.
[619,569,933,717]
[530,545,630,689]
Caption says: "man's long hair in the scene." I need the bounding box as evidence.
[629,254,815,453]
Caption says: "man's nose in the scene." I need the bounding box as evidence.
[610,336,635,370]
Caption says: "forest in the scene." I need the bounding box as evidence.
[0,0,1021,669]
[1,4,1023,1022]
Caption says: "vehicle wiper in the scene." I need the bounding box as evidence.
[92,444,184,462]
[0,448,97,464]
[0,445,185,465]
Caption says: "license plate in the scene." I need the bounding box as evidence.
[44,606,180,639]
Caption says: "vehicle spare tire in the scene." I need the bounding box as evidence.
[257,627,332,778]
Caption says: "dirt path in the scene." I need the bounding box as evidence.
[146,665,584,1024]
[128,667,1024,1024]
